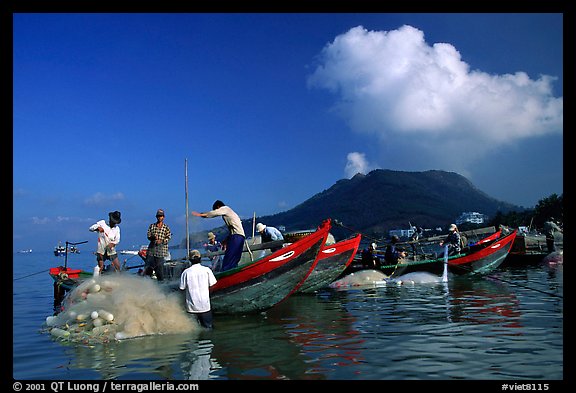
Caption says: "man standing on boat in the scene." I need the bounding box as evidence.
[145,209,172,281]
[192,200,246,271]
[439,224,461,256]
[543,217,562,252]
[89,211,122,273]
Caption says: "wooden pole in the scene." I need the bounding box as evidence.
[252,212,256,242]
[185,158,190,260]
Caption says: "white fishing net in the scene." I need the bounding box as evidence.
[44,273,199,344]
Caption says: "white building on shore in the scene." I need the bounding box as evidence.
[456,212,487,225]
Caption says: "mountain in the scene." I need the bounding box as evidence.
[180,169,522,246]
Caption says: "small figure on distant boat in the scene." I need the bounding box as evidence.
[543,217,562,253]
[256,222,284,252]
[204,232,223,272]
[179,249,218,329]
[409,225,424,255]
[89,211,122,273]
[361,242,381,269]
[439,223,461,256]
[144,209,172,281]
[385,235,407,265]
[410,226,424,242]
[192,200,246,272]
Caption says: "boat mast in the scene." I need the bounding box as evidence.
[185,158,190,260]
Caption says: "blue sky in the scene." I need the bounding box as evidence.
[12,13,563,253]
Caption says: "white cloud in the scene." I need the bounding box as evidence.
[344,152,377,178]
[31,216,50,225]
[308,25,563,161]
[84,192,125,206]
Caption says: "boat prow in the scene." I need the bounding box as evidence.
[209,219,332,314]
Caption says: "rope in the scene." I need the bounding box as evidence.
[451,262,563,299]
[13,269,48,281]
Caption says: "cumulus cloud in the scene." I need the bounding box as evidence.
[84,192,125,206]
[308,25,563,166]
[345,152,377,178]
[31,216,50,225]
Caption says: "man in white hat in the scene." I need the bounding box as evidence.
[256,222,284,252]
[204,232,223,272]
[439,223,461,256]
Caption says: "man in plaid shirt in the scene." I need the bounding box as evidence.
[145,208,172,281]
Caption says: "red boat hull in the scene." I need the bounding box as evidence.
[210,219,331,314]
[448,229,517,275]
[298,233,362,293]
[389,229,518,277]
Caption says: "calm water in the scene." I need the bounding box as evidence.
[12,250,563,381]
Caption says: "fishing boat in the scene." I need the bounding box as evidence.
[53,243,66,256]
[388,229,518,277]
[54,242,80,256]
[504,228,562,265]
[209,219,332,314]
[297,233,361,294]
[49,221,333,315]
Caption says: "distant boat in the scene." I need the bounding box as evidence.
[54,242,82,256]
[18,249,32,254]
[386,229,518,277]
[54,244,66,256]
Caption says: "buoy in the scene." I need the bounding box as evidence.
[76,313,88,322]
[92,317,104,327]
[115,331,128,340]
[86,292,106,303]
[89,284,101,293]
[92,325,111,335]
[90,311,99,320]
[45,316,58,327]
[50,328,70,338]
[98,309,114,322]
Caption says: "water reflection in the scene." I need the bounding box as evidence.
[206,294,361,379]
[448,277,522,329]
[67,332,198,379]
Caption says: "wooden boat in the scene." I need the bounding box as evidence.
[343,225,499,276]
[54,243,80,256]
[209,219,332,314]
[389,229,518,277]
[50,266,94,310]
[297,233,362,294]
[504,229,562,265]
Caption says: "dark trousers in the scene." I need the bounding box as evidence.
[221,234,245,271]
[145,255,166,281]
[194,311,214,329]
[546,237,556,252]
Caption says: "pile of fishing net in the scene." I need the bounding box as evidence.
[44,273,198,344]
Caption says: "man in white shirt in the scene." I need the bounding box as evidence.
[180,250,218,329]
[192,200,246,271]
[89,211,121,272]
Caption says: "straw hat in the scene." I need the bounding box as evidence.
[207,232,216,240]
[256,223,266,233]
